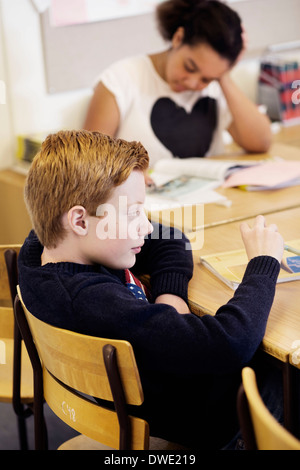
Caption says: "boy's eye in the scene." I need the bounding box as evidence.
[128,208,141,217]
[128,211,139,217]
[127,203,145,218]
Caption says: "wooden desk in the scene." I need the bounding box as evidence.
[224,125,300,153]
[149,143,300,231]
[0,169,32,244]
[188,207,300,361]
[272,124,300,149]
[188,207,300,431]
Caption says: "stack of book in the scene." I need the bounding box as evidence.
[258,59,300,124]
[16,133,45,164]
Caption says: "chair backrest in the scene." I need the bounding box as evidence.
[1,246,35,451]
[0,245,21,338]
[238,367,300,450]
[15,285,149,450]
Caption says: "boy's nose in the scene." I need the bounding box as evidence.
[147,220,154,236]
[140,213,153,237]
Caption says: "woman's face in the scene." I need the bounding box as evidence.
[165,28,231,93]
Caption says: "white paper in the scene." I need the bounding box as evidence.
[49,0,162,27]
[145,190,228,211]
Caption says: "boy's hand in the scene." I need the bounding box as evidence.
[240,215,284,264]
[155,294,190,314]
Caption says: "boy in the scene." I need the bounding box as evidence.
[18,130,284,449]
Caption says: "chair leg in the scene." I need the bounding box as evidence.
[16,405,48,450]
[17,413,29,450]
[103,344,131,450]
[237,383,257,450]
[14,296,48,450]
[43,417,48,450]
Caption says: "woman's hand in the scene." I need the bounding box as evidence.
[233,23,248,66]
[219,29,272,155]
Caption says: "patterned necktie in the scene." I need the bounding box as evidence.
[124,269,149,302]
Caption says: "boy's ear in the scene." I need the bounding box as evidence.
[67,206,89,236]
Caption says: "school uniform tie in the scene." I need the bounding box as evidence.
[124,269,150,302]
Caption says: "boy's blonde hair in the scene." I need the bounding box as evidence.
[25,130,149,248]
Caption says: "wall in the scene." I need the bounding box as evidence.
[41,8,165,94]
[41,0,300,94]
[1,0,300,170]
[0,1,14,168]
[0,0,92,169]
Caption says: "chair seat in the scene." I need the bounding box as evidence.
[58,435,115,450]
[0,338,33,403]
[58,434,190,450]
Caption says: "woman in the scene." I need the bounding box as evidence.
[84,0,271,170]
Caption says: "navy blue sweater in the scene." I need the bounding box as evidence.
[18,224,280,448]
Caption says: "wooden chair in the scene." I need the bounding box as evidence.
[14,285,188,450]
[237,367,300,450]
[0,246,34,450]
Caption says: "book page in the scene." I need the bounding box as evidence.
[153,158,254,181]
[148,175,220,199]
[145,173,228,211]
[145,189,226,211]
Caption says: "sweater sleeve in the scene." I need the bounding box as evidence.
[197,255,280,371]
[132,223,193,303]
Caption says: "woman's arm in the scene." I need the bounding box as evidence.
[83,82,120,136]
[220,72,272,153]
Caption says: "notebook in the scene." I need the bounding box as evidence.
[200,240,300,290]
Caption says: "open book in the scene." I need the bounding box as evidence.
[145,158,255,210]
[200,240,300,290]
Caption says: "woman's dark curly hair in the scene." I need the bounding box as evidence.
[156,0,243,64]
